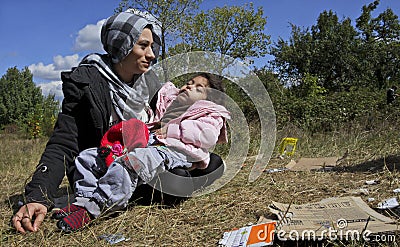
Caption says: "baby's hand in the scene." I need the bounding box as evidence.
[154,126,167,138]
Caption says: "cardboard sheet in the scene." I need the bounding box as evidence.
[262,196,398,240]
[285,157,340,171]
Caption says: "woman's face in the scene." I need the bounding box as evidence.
[120,28,155,75]
[176,76,210,105]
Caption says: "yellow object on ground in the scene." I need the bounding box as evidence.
[279,137,298,156]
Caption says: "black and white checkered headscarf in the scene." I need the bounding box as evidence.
[101,11,161,64]
[79,11,162,123]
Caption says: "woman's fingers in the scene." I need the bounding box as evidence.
[12,203,48,233]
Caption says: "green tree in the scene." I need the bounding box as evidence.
[117,0,202,61]
[271,11,359,92]
[270,24,313,86]
[0,67,42,126]
[356,1,400,88]
[356,0,380,42]
[0,67,59,137]
[173,3,270,63]
[41,94,59,136]
[311,11,359,91]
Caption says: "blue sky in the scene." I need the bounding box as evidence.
[0,0,399,99]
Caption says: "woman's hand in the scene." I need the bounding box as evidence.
[12,202,48,233]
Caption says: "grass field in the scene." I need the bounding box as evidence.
[1,120,400,246]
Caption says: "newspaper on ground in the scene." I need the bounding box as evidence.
[261,196,398,241]
[218,222,276,247]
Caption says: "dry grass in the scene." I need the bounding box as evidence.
[1,122,400,246]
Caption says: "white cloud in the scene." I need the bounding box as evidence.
[29,19,105,89]
[53,54,79,70]
[29,54,80,81]
[73,19,105,52]
[37,80,63,102]
[28,63,59,81]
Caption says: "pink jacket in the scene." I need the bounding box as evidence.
[149,82,230,167]
[152,82,179,123]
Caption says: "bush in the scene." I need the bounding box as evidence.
[275,88,388,133]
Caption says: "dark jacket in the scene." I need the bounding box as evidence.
[25,65,112,209]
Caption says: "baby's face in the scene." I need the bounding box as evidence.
[176,76,209,104]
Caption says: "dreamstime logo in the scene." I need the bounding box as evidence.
[336,218,348,229]
[123,51,276,197]
[272,218,396,242]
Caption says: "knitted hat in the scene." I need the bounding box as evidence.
[100,11,161,64]
[99,118,149,166]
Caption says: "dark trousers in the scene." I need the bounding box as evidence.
[129,153,224,205]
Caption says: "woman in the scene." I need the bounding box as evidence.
[12,11,224,234]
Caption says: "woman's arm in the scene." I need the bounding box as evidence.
[16,66,111,233]
[24,69,84,209]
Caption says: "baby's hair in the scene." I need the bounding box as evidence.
[195,73,224,93]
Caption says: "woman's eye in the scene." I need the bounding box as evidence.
[139,42,149,48]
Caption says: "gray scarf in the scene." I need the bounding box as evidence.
[79,54,153,122]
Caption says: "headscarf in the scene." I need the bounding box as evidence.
[101,11,161,64]
[79,11,162,123]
